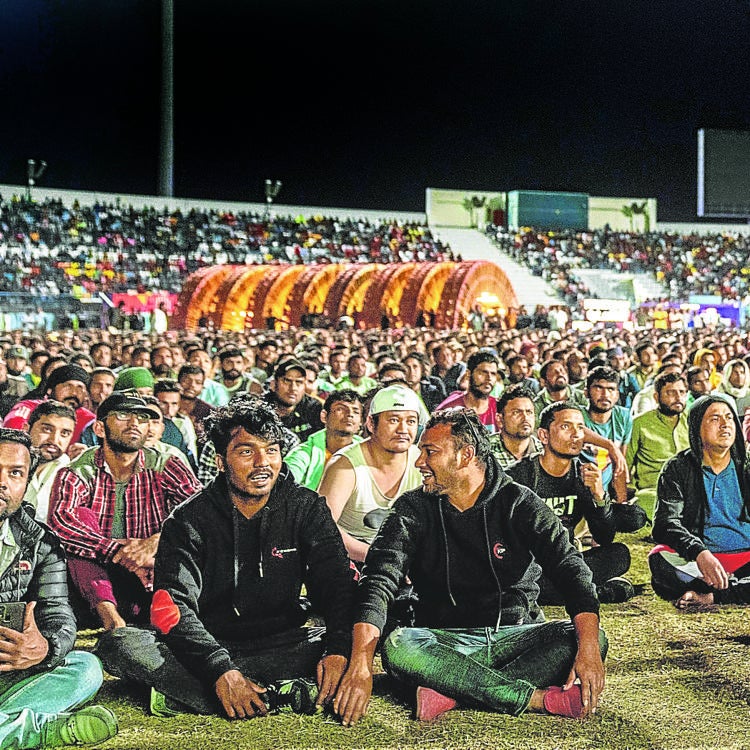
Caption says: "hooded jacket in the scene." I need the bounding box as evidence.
[653,393,750,561]
[356,456,599,633]
[153,465,355,686]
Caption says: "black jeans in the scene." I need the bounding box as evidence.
[95,625,326,715]
[537,542,631,606]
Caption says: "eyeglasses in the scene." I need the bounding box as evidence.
[109,410,150,424]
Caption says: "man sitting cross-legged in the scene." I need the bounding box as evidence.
[333,407,607,726]
[507,401,635,604]
[95,398,355,719]
[650,393,750,609]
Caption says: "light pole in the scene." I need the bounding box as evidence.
[26,159,47,201]
[264,179,282,219]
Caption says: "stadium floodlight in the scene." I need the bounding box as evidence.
[264,179,282,218]
[26,158,47,201]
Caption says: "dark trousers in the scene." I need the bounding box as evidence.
[538,542,631,606]
[95,625,326,715]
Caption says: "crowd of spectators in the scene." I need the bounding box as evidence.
[0,193,453,298]
[486,224,750,305]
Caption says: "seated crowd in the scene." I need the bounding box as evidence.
[0,194,453,298]
[1,317,750,746]
[486,224,750,306]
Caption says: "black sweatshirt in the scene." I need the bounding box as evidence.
[357,457,599,632]
[154,466,354,686]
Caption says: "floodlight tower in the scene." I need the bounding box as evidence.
[264,179,282,219]
[26,159,47,201]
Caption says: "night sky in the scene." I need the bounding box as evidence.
[1,0,748,221]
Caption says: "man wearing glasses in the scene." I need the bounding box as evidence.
[48,392,202,632]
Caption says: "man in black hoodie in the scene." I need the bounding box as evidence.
[334,407,607,726]
[650,393,750,609]
[95,398,355,719]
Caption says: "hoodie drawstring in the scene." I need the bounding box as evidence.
[483,504,503,632]
[438,502,457,607]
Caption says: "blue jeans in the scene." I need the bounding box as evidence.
[381,621,608,716]
[96,625,326,715]
[0,651,104,749]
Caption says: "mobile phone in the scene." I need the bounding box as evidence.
[0,602,26,632]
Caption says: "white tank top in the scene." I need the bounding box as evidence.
[336,441,422,543]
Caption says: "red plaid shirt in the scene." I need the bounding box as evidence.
[49,446,202,562]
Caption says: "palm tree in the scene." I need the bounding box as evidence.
[621,204,634,231]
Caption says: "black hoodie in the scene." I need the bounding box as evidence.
[153,465,355,686]
[357,456,599,632]
[653,393,750,561]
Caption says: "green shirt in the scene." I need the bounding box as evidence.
[626,409,689,492]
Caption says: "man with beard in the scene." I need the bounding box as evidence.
[178,364,214,454]
[3,364,94,449]
[94,398,354,720]
[285,389,364,491]
[150,342,176,380]
[626,371,689,520]
[503,353,541,395]
[0,428,119,748]
[48,392,201,631]
[333,407,607,726]
[436,351,502,433]
[581,366,633,505]
[5,345,30,400]
[90,341,114,369]
[266,359,324,444]
[533,359,589,425]
[489,384,542,468]
[23,401,76,523]
[507,402,634,605]
[216,346,260,395]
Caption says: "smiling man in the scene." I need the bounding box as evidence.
[333,407,607,726]
[95,397,355,720]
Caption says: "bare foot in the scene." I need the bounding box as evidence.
[96,601,127,630]
[675,590,715,610]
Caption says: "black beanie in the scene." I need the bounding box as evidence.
[45,364,92,393]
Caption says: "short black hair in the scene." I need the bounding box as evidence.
[154,378,181,395]
[496,383,537,414]
[466,350,500,373]
[538,400,583,431]
[323,388,363,413]
[219,346,244,362]
[0,427,35,477]
[425,407,491,468]
[586,365,619,391]
[178,364,204,381]
[27,400,76,429]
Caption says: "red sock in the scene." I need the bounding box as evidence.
[150,589,180,634]
[543,685,584,718]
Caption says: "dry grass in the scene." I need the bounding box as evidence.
[81,529,750,750]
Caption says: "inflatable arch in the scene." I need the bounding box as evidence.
[172,261,518,331]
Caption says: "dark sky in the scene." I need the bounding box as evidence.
[1,0,749,221]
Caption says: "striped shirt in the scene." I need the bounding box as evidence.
[49,445,201,563]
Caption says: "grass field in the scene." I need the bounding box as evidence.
[80,529,750,750]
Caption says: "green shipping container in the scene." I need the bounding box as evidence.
[507,190,589,231]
